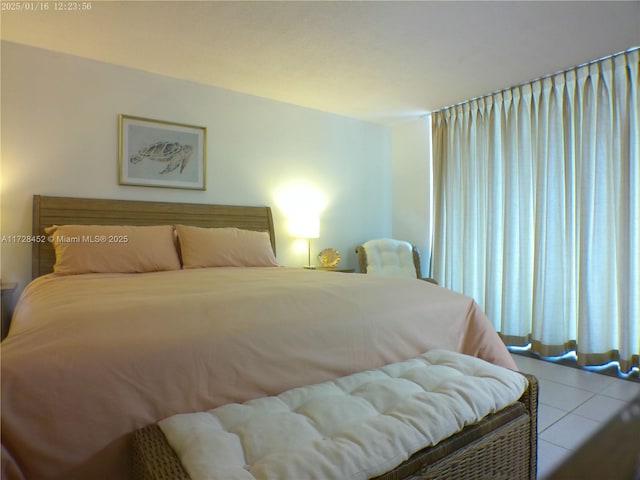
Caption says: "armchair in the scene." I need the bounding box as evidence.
[355,238,437,283]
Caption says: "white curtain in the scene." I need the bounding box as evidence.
[431,48,639,373]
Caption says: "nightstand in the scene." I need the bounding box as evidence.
[1,282,17,340]
[312,267,355,273]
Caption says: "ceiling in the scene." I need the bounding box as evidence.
[2,1,639,125]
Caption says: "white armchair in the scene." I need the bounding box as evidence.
[355,239,437,283]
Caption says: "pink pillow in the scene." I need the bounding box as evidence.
[45,225,181,275]
[176,225,278,268]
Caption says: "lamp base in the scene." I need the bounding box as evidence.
[306,238,314,269]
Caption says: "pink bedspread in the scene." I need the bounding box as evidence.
[1,267,515,480]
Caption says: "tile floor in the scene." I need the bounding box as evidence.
[511,353,640,479]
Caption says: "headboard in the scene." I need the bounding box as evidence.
[32,195,276,278]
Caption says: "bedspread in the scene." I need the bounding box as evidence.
[1,267,515,480]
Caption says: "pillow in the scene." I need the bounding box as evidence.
[45,225,181,275]
[176,225,278,268]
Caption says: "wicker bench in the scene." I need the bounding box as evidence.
[133,368,537,480]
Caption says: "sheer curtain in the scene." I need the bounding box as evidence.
[431,48,639,373]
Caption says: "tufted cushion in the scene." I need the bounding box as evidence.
[363,238,417,277]
[159,350,527,480]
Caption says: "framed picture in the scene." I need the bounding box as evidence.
[118,115,206,190]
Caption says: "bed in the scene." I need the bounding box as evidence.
[1,195,533,480]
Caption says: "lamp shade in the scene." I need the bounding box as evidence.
[288,216,320,239]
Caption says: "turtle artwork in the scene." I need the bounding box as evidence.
[130,141,193,174]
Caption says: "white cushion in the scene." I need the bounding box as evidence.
[159,350,528,480]
[363,238,416,277]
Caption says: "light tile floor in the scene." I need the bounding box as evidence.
[511,353,640,479]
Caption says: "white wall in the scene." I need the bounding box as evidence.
[1,41,392,292]
[391,116,432,276]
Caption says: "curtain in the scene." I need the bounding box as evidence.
[431,48,639,374]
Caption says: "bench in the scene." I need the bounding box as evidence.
[134,350,538,480]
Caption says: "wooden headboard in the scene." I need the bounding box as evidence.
[32,195,276,278]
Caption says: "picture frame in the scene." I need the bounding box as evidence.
[118,114,206,190]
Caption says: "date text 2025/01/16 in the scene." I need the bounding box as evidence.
[1,2,92,12]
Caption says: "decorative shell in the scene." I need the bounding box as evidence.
[318,248,341,268]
